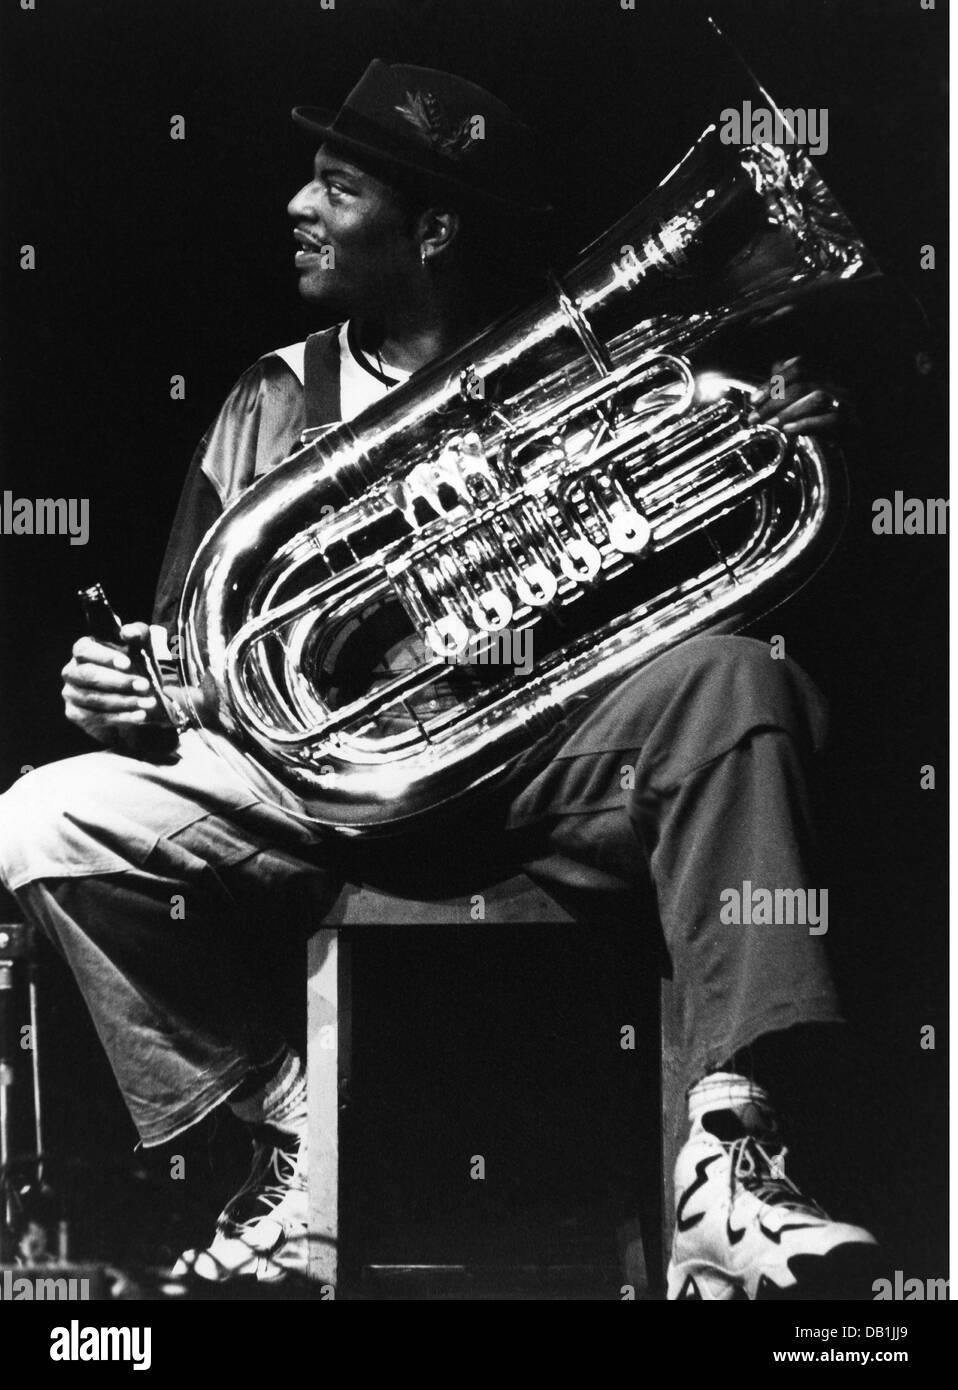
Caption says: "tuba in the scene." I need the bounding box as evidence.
[178,122,878,834]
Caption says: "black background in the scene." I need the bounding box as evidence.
[0,0,948,1289]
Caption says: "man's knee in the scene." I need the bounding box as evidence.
[673,635,826,731]
[623,634,829,786]
[0,754,115,890]
[695,636,823,733]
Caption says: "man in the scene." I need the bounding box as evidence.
[0,60,878,1298]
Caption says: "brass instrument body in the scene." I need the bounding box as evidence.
[178,124,878,833]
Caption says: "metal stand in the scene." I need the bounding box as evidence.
[0,922,46,1264]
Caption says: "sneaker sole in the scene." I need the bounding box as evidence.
[668,1239,881,1301]
[756,1242,884,1301]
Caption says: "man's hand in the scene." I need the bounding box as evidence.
[747,356,853,438]
[62,622,172,745]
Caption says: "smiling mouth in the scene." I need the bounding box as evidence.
[294,229,327,255]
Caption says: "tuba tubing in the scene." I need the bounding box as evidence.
[178,120,877,833]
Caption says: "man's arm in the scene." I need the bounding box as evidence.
[152,353,308,645]
[62,354,306,757]
[150,354,308,740]
[151,443,225,667]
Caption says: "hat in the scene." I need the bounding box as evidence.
[292,59,551,212]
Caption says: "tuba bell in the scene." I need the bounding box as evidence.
[178,121,878,834]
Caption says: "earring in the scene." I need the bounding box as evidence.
[420,246,428,266]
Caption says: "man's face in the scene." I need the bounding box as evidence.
[287,145,420,315]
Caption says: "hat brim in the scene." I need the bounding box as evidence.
[291,106,552,214]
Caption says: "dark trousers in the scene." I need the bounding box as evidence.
[0,635,841,1146]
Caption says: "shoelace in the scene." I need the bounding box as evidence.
[219,1136,306,1237]
[728,1136,826,1217]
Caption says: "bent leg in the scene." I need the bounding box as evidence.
[0,730,340,1145]
[505,635,843,1099]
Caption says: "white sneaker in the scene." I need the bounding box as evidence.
[667,1119,879,1300]
[171,1126,308,1284]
